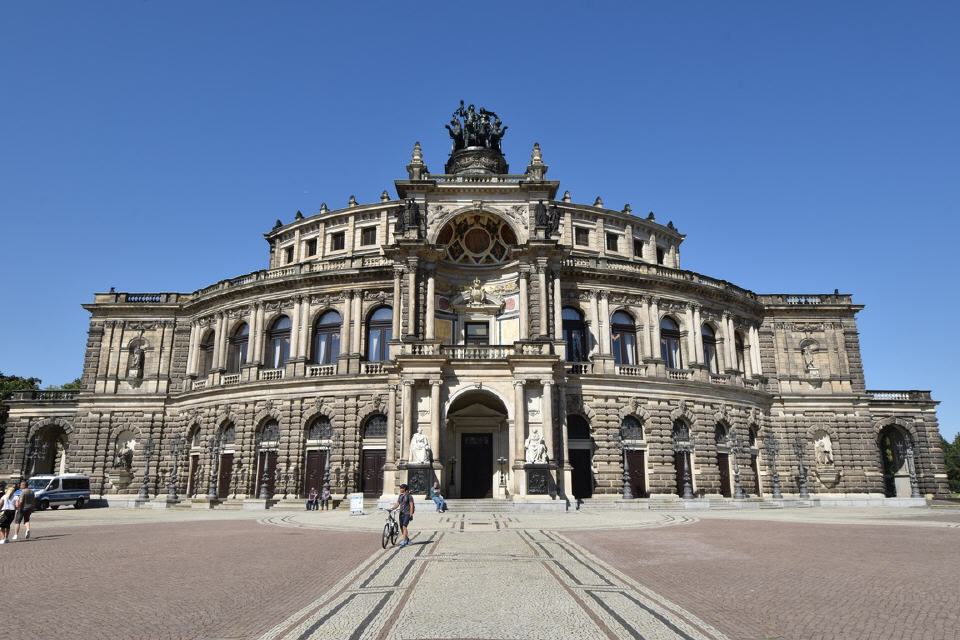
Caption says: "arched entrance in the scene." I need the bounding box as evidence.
[217,424,236,499]
[567,415,593,499]
[714,423,732,498]
[26,425,69,476]
[361,414,387,497]
[445,390,509,499]
[878,424,917,497]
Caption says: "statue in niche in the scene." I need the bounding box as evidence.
[525,429,548,464]
[394,198,422,237]
[128,343,145,379]
[814,432,835,466]
[409,426,431,465]
[800,341,817,372]
[113,439,134,471]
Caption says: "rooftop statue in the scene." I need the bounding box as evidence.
[444,101,510,175]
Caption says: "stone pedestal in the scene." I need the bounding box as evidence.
[404,464,433,497]
[523,463,556,498]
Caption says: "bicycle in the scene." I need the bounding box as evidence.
[381,508,399,549]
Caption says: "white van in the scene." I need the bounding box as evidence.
[26,473,91,510]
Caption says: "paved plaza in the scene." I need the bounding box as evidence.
[3,505,959,640]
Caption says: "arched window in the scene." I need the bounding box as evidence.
[735,332,746,373]
[363,413,388,439]
[226,323,249,374]
[312,310,341,365]
[199,330,216,376]
[621,416,643,440]
[611,311,637,366]
[562,307,587,362]
[258,419,280,446]
[307,416,332,441]
[702,324,719,374]
[366,307,392,362]
[265,316,291,369]
[567,415,591,440]
[660,317,683,369]
[219,423,236,447]
[714,422,729,445]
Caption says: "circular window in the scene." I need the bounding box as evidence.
[438,213,516,265]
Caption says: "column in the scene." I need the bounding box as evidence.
[186,321,199,376]
[425,268,436,340]
[352,290,363,355]
[692,304,704,364]
[643,232,657,263]
[558,382,573,496]
[599,290,611,355]
[407,259,418,337]
[392,267,402,338]
[649,297,661,359]
[386,384,397,464]
[300,297,313,360]
[340,291,353,356]
[513,380,526,464]
[211,314,225,371]
[541,380,554,460]
[253,303,265,364]
[552,270,563,340]
[537,260,548,336]
[684,305,697,366]
[589,291,600,355]
[724,315,737,372]
[401,380,414,461]
[430,380,441,460]
[290,296,302,360]
[750,325,763,375]
[743,330,754,378]
[518,267,529,340]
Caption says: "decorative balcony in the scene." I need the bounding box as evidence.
[307,365,336,377]
[441,345,514,360]
[191,379,207,391]
[567,362,591,375]
[615,365,646,377]
[709,373,729,384]
[362,362,385,375]
[667,368,694,381]
[221,373,240,386]
[259,368,285,381]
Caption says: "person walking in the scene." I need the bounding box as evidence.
[13,481,35,541]
[389,483,415,547]
[0,486,16,544]
[429,481,447,513]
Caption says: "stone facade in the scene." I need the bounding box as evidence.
[0,111,948,504]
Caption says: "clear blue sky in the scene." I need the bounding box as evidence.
[1,3,957,437]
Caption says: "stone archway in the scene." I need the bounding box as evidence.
[26,419,73,476]
[877,423,916,498]
[444,389,509,499]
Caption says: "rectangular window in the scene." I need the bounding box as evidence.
[633,239,644,258]
[574,227,590,246]
[360,227,377,246]
[330,231,345,252]
[283,246,294,264]
[465,322,489,345]
[305,238,317,257]
[656,247,665,265]
[606,233,619,252]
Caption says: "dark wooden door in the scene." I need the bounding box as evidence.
[626,450,646,498]
[570,449,593,499]
[218,453,233,499]
[303,450,326,498]
[461,433,493,499]
[717,453,731,497]
[674,452,686,496]
[361,450,385,497]
[256,450,278,497]
[751,454,761,496]
[187,455,199,497]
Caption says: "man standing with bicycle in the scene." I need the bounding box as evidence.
[390,483,415,548]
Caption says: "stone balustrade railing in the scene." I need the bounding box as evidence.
[191,379,207,391]
[667,368,694,381]
[441,345,515,360]
[615,365,645,377]
[308,365,336,377]
[759,293,854,306]
[221,373,240,386]
[866,390,933,402]
[567,363,591,375]
[362,362,386,375]
[259,368,285,381]
[5,389,81,402]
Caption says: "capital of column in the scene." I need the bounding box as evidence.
[430,379,442,388]
[540,379,554,387]
[403,379,415,387]
[598,289,609,301]
[513,379,526,388]
[393,266,405,277]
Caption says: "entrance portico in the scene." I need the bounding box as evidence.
[444,389,510,499]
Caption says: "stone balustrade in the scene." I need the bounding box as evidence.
[5,389,81,402]
[221,373,240,386]
[866,390,933,402]
[615,365,645,377]
[667,368,694,381]
[308,365,336,377]
[259,368,285,381]
[441,345,515,360]
[362,362,385,375]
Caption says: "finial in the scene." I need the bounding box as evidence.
[380,190,390,202]
[647,211,655,221]
[294,210,304,220]
[622,204,632,214]
[319,202,328,214]
[273,219,283,230]
[562,190,571,203]
[407,141,428,179]
[412,141,423,163]
[593,196,604,208]
[348,195,358,208]
[530,142,543,165]
[667,220,675,230]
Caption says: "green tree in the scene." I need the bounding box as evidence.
[0,372,41,393]
[942,434,960,494]
[47,377,83,391]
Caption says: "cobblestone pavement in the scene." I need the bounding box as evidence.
[568,518,960,640]
[3,505,957,639]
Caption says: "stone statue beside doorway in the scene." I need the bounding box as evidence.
[409,426,431,464]
[525,429,548,464]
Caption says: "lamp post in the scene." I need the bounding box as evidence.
[672,425,695,500]
[167,436,184,501]
[763,432,783,499]
[448,457,457,488]
[728,431,746,499]
[259,449,273,500]
[137,436,155,501]
[207,437,220,500]
[793,437,810,499]
[621,443,633,500]
[497,456,507,488]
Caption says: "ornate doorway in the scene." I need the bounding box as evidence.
[445,390,509,499]
[362,450,385,497]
